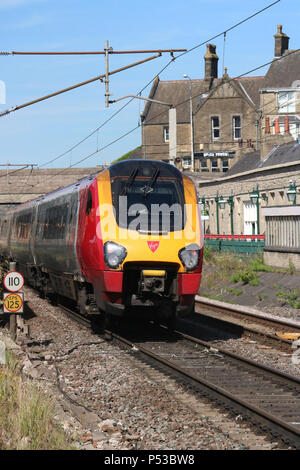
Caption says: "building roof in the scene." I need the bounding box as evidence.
[142,75,264,125]
[142,78,213,125]
[263,49,300,88]
[224,150,261,176]
[224,140,300,177]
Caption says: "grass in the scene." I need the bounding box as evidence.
[0,348,76,450]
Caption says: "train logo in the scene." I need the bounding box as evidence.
[147,241,160,253]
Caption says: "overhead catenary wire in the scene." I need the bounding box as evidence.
[1,0,281,172]
[36,48,300,191]
[7,45,299,190]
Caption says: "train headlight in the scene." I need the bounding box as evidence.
[104,241,127,269]
[178,244,200,270]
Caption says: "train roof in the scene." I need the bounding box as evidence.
[109,159,183,179]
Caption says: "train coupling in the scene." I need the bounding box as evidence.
[140,269,166,294]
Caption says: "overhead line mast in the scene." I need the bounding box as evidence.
[0,42,186,114]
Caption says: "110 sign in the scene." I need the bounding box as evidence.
[3,271,24,292]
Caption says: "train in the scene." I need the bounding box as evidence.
[0,159,203,330]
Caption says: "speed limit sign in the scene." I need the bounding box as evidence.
[3,292,24,313]
[3,271,24,292]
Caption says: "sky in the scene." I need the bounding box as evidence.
[0,0,299,169]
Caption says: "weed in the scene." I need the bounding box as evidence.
[249,255,273,272]
[249,277,260,286]
[226,288,243,296]
[203,245,215,262]
[232,269,259,285]
[276,288,300,309]
[258,293,268,301]
[288,260,296,275]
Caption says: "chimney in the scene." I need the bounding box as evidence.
[274,25,289,57]
[204,44,218,84]
[284,115,290,134]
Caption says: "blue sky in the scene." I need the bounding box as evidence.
[0,0,299,169]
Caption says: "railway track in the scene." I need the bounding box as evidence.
[58,303,300,449]
[194,296,300,351]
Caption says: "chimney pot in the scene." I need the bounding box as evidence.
[274,24,289,57]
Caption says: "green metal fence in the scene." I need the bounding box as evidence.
[204,235,265,254]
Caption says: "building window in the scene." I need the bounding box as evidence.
[222,159,229,172]
[211,159,218,172]
[232,116,241,140]
[200,159,208,171]
[278,92,295,113]
[163,126,169,142]
[211,116,220,140]
[182,157,192,169]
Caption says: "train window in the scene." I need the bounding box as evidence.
[43,204,69,239]
[15,212,33,241]
[86,190,93,216]
[0,219,7,237]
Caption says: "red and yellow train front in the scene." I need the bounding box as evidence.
[79,160,203,318]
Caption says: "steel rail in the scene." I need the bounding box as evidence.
[111,328,300,448]
[195,296,300,333]
[54,302,300,448]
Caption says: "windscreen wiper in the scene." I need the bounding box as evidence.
[121,168,138,195]
[140,168,160,197]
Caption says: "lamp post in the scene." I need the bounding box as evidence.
[215,191,220,235]
[250,183,260,235]
[218,195,226,209]
[200,195,207,234]
[217,190,234,235]
[287,180,297,205]
[228,190,234,236]
[183,74,194,171]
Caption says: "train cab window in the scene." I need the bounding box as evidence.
[86,190,93,216]
[111,172,186,232]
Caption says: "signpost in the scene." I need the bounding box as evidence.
[1,267,27,340]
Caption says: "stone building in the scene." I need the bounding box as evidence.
[260,27,300,159]
[141,25,300,176]
[141,45,264,172]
